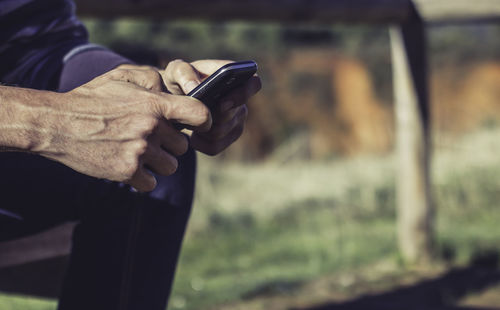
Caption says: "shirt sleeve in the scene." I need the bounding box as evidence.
[0,0,131,91]
[57,44,131,92]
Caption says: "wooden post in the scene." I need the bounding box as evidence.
[389,5,434,264]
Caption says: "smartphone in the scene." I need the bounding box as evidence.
[188,60,258,111]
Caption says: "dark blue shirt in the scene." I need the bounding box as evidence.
[0,0,88,90]
[0,0,131,221]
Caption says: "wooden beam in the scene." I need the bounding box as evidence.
[74,0,500,23]
[390,6,434,264]
[74,0,412,24]
[414,0,500,23]
[0,223,75,269]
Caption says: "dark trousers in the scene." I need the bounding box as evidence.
[0,49,196,309]
[0,148,196,310]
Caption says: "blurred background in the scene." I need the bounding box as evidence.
[3,12,500,310]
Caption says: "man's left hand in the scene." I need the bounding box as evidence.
[161,59,262,155]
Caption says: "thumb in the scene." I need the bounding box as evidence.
[162,59,201,95]
[156,94,212,132]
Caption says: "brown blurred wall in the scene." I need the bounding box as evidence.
[225,50,500,161]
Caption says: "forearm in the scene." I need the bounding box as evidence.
[0,85,61,153]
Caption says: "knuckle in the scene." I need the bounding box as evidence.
[198,106,211,124]
[111,69,132,81]
[189,103,211,127]
[174,62,188,77]
[133,140,149,157]
[146,70,161,86]
[149,69,160,79]
[145,118,160,136]
[135,115,158,138]
[106,69,121,80]
[166,59,184,71]
[119,155,140,180]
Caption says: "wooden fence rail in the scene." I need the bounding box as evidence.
[74,0,500,23]
[74,0,411,23]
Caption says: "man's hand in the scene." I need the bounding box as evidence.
[36,66,210,191]
[161,59,262,155]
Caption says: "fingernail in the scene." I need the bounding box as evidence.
[221,100,234,112]
[185,80,199,93]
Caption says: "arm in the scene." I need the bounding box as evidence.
[0,67,211,191]
[0,85,56,152]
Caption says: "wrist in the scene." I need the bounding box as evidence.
[0,86,61,153]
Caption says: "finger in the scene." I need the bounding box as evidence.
[244,75,262,98]
[198,105,247,140]
[153,120,189,156]
[155,94,212,131]
[191,121,245,156]
[142,143,179,177]
[107,68,164,91]
[213,104,243,124]
[216,76,262,113]
[163,59,201,95]
[190,59,232,78]
[128,166,157,192]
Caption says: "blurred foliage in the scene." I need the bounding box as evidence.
[82,18,392,99]
[82,18,500,81]
[82,18,391,59]
[430,24,500,66]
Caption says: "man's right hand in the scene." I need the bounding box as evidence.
[35,66,210,192]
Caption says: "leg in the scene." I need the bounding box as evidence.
[0,147,196,310]
[0,47,196,309]
[57,148,196,310]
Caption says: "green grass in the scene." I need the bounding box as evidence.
[0,294,55,310]
[169,205,398,310]
[2,127,500,309]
